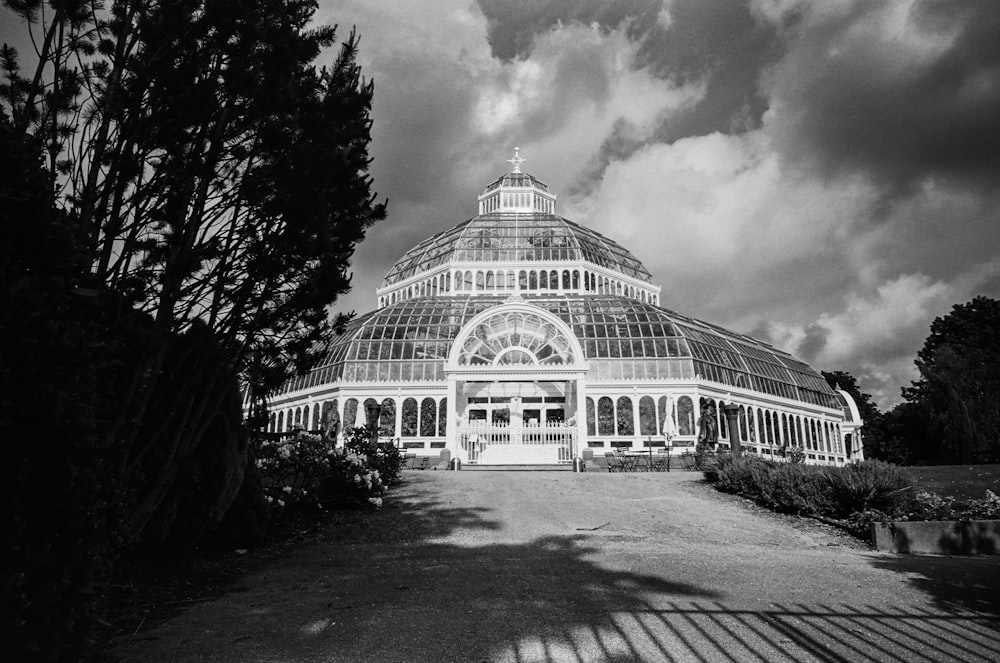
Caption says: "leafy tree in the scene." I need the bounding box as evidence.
[2,0,386,539]
[903,296,1000,463]
[821,370,887,460]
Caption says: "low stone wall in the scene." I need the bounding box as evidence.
[871,520,1000,555]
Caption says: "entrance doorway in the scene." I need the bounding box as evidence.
[458,383,576,464]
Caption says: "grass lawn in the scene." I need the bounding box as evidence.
[906,464,1000,503]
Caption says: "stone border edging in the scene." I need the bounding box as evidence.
[871,520,1000,555]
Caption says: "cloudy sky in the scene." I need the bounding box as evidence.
[315,0,1000,410]
[2,1,998,410]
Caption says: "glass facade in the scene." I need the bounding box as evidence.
[382,214,652,286]
[279,294,839,410]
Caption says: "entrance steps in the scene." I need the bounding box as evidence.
[462,464,574,472]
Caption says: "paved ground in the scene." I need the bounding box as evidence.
[114,471,1000,662]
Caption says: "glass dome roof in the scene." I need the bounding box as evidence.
[281,294,839,409]
[381,213,653,286]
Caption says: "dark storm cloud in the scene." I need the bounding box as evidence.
[796,323,830,363]
[561,0,785,195]
[775,0,1000,195]
[477,0,663,62]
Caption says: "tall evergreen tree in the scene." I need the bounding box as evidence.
[2,0,385,536]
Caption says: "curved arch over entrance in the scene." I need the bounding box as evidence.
[446,302,588,465]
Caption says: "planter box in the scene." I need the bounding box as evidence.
[871,520,1000,555]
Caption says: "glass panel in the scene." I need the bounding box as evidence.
[438,399,448,436]
[616,396,634,436]
[344,399,358,430]
[597,397,614,435]
[380,398,395,438]
[401,398,418,436]
[586,397,596,436]
[420,398,436,436]
[639,396,656,436]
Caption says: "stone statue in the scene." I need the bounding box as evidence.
[697,403,718,453]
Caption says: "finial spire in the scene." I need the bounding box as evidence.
[507,147,525,173]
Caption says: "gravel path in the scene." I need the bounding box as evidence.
[113,470,1000,662]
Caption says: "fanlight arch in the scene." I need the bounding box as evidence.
[451,306,582,369]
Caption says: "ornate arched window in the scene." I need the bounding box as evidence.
[677,396,694,435]
[438,398,448,436]
[401,398,418,436]
[456,310,575,367]
[597,397,614,435]
[420,398,437,436]
[616,396,634,436]
[639,396,656,436]
[343,398,358,430]
[380,398,395,438]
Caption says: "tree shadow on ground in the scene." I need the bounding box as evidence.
[114,474,1000,663]
[867,551,1000,616]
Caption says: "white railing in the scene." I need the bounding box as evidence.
[458,422,575,464]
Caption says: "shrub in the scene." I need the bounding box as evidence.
[254,427,392,511]
[965,490,1000,520]
[343,425,403,486]
[823,460,914,519]
[707,457,914,522]
[255,431,331,510]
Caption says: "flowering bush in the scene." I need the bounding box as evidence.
[255,428,390,510]
[899,489,1000,522]
[255,431,330,509]
[323,445,387,507]
[343,425,403,486]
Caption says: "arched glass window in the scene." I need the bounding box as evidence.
[420,398,437,436]
[529,271,538,289]
[519,270,528,289]
[639,396,656,436]
[572,270,580,290]
[616,396,634,436]
[745,407,755,443]
[550,270,558,289]
[677,396,694,435]
[380,398,395,438]
[457,310,575,367]
[294,407,302,426]
[597,397,614,435]
[475,271,485,290]
[539,271,548,289]
[562,270,571,289]
[586,397,596,436]
[344,398,358,430]
[400,398,417,437]
[717,401,728,439]
[757,409,766,445]
[438,399,448,436]
[738,406,747,442]
[312,404,321,430]
[657,396,667,434]
[781,414,790,446]
[277,411,284,432]
[401,398,418,436]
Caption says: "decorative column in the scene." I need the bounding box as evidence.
[722,402,742,457]
[446,377,459,457]
[574,377,587,459]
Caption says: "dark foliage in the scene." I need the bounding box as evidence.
[136,322,248,548]
[903,296,1000,464]
[0,120,122,662]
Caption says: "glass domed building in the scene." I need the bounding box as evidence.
[266,150,864,466]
